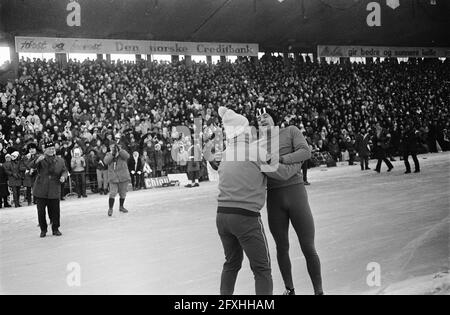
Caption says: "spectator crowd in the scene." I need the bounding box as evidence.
[0,55,449,206]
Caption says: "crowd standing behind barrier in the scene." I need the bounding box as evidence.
[0,56,449,202]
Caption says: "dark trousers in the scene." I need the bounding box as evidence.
[25,187,33,204]
[87,172,97,193]
[36,197,60,232]
[0,196,10,207]
[61,182,66,199]
[375,158,393,172]
[360,155,370,170]
[348,152,356,165]
[403,151,420,172]
[131,173,143,189]
[302,161,308,182]
[73,172,86,197]
[267,184,323,295]
[11,186,21,207]
[217,212,273,295]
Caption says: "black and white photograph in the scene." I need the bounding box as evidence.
[0,0,449,301]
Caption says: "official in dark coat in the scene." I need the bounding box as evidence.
[33,140,68,238]
[372,125,394,173]
[355,128,371,171]
[402,125,421,174]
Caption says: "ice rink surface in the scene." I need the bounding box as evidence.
[1,153,449,295]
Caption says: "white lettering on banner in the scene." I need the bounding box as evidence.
[366,2,381,27]
[66,0,81,27]
[14,37,259,56]
[116,42,140,53]
[318,45,450,58]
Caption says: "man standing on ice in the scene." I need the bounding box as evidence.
[105,143,131,217]
[32,140,68,238]
[206,107,302,295]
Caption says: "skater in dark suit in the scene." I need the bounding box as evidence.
[32,140,68,238]
[355,128,371,171]
[402,125,421,174]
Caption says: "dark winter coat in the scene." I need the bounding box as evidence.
[152,150,165,172]
[32,155,69,200]
[0,164,9,197]
[355,133,371,158]
[22,154,38,187]
[402,130,419,153]
[373,131,389,160]
[128,156,143,173]
[4,160,24,187]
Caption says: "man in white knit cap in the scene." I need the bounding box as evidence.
[208,106,302,295]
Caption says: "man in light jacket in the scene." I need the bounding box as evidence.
[104,143,131,217]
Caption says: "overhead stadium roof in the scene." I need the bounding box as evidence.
[1,0,449,51]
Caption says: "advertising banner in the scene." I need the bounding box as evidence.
[15,36,259,56]
[318,45,450,58]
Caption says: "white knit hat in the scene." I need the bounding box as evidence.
[219,107,249,140]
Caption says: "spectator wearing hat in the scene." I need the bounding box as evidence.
[71,147,87,198]
[104,143,131,217]
[4,151,24,207]
[32,140,68,238]
[22,143,39,205]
